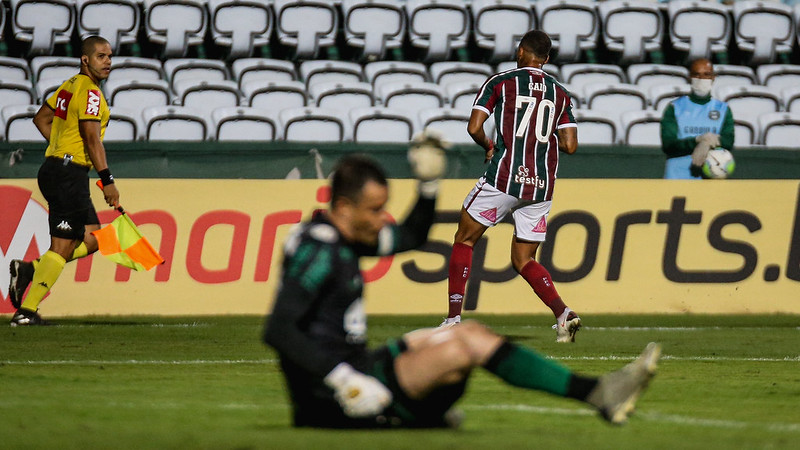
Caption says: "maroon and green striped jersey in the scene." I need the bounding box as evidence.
[473,66,576,202]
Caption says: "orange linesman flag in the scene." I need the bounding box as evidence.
[91,213,164,271]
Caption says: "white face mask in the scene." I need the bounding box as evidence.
[691,78,713,97]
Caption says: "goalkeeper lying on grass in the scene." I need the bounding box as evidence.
[263,130,661,428]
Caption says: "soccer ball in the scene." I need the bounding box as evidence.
[702,148,735,179]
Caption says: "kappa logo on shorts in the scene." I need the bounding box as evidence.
[532,216,547,233]
[56,221,72,232]
[479,208,498,223]
[86,89,101,116]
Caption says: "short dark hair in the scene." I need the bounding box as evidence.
[519,30,551,60]
[81,36,110,58]
[330,155,388,206]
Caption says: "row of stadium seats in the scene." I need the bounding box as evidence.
[3,0,800,65]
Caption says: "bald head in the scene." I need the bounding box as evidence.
[689,58,714,80]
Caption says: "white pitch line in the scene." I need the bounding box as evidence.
[552,355,800,362]
[0,359,277,365]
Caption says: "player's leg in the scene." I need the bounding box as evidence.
[445,208,488,325]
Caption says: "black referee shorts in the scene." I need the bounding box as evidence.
[38,157,100,240]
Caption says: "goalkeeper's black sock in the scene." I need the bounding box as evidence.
[566,375,599,401]
[484,341,572,396]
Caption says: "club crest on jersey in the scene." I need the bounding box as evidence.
[532,216,547,233]
[515,165,545,188]
[54,90,72,120]
[86,89,101,116]
[479,208,498,223]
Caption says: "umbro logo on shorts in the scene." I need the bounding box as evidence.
[56,220,72,231]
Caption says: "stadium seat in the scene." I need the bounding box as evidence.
[715,85,781,118]
[405,0,470,62]
[668,0,732,61]
[733,1,793,65]
[349,106,417,143]
[759,112,800,147]
[342,0,406,61]
[429,62,493,86]
[619,110,662,146]
[106,107,143,142]
[243,80,308,111]
[561,64,626,93]
[30,56,79,84]
[232,58,297,91]
[573,108,619,145]
[364,61,429,92]
[208,0,272,60]
[299,60,364,90]
[417,107,472,144]
[780,85,800,113]
[627,64,689,90]
[597,0,663,64]
[143,0,207,58]
[471,0,535,63]
[584,84,648,120]
[649,84,691,112]
[163,58,229,91]
[279,106,350,142]
[173,79,241,112]
[756,64,800,90]
[713,64,757,87]
[0,57,31,81]
[212,106,281,141]
[378,81,445,113]
[733,113,760,146]
[1,104,41,141]
[76,0,140,53]
[444,81,482,111]
[535,0,599,63]
[309,81,374,113]
[34,78,65,104]
[497,62,562,81]
[142,105,211,141]
[0,80,35,112]
[108,57,164,84]
[274,0,338,59]
[10,0,75,56]
[104,79,172,113]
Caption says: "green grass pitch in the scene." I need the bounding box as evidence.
[1,314,798,449]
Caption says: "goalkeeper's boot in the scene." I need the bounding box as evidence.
[554,309,581,343]
[586,342,661,424]
[10,308,48,327]
[8,259,34,309]
[439,315,461,328]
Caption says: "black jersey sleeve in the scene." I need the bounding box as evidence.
[355,193,436,257]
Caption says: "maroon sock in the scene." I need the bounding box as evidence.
[447,243,473,318]
[520,260,567,318]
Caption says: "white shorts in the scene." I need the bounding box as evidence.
[462,177,552,242]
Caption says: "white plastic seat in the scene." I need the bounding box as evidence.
[279,106,349,142]
[35,78,66,104]
[173,79,241,112]
[471,0,534,63]
[584,83,648,119]
[108,57,163,84]
[300,60,364,90]
[780,85,800,113]
[0,57,31,81]
[274,0,338,59]
[208,0,272,59]
[212,106,281,141]
[716,85,781,118]
[0,80,35,112]
[76,0,140,53]
[378,81,445,113]
[104,79,171,112]
[668,0,732,61]
[142,105,211,141]
[733,1,794,65]
[349,106,417,143]
[597,0,663,64]
[561,63,626,92]
[232,58,297,90]
[627,64,689,90]
[759,112,800,148]
[429,62,493,86]
[1,104,41,141]
[417,107,471,144]
[406,0,470,62]
[757,64,800,90]
[535,0,599,63]
[309,81,374,112]
[649,84,691,112]
[620,110,662,146]
[143,0,207,58]
[573,108,619,145]
[342,0,406,60]
[243,80,307,111]
[444,81,482,111]
[10,0,75,56]
[30,57,79,84]
[497,62,562,81]
[733,113,759,146]
[106,107,143,142]
[364,61,429,92]
[714,64,757,88]
[163,59,229,91]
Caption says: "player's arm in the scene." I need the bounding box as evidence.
[720,107,735,150]
[33,104,54,142]
[660,104,696,157]
[80,119,119,207]
[467,108,494,162]
[556,126,577,154]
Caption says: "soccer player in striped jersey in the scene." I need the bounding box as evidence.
[441,30,582,343]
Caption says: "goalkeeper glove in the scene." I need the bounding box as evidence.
[408,128,450,198]
[324,363,392,418]
[691,133,720,168]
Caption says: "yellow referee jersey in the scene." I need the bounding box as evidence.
[44,74,110,168]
